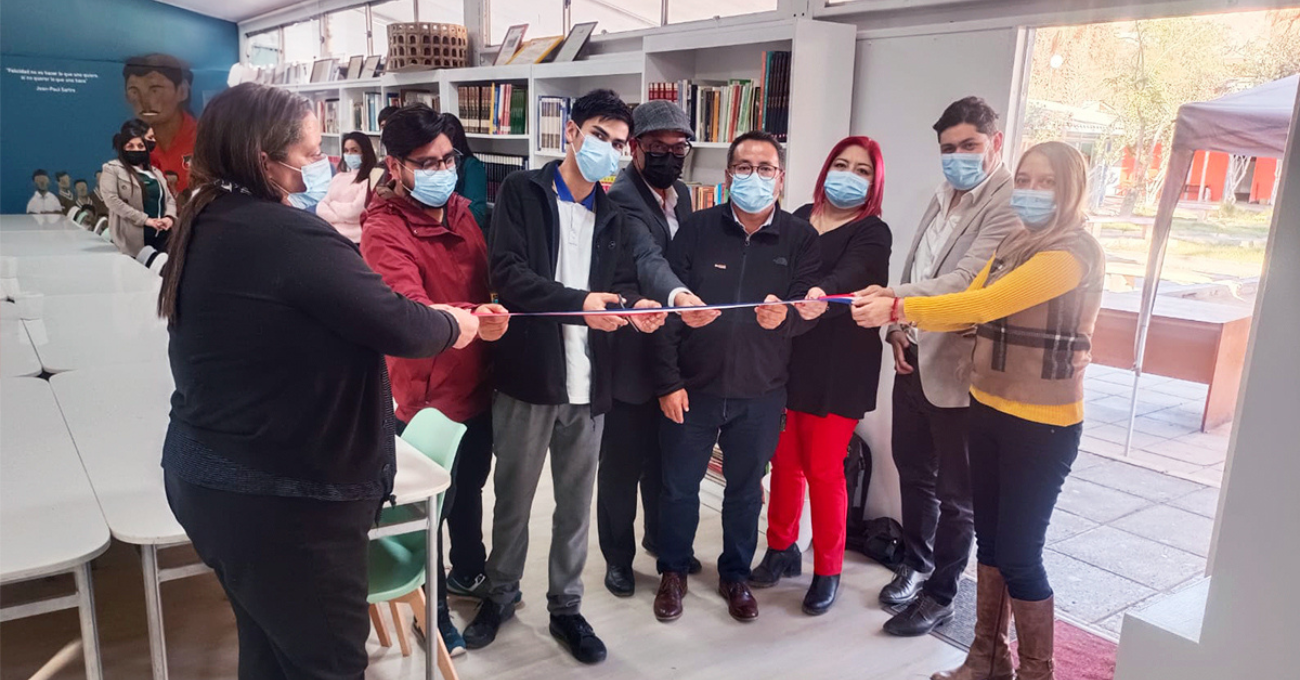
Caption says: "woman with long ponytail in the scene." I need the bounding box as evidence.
[853,141,1103,680]
[158,82,488,678]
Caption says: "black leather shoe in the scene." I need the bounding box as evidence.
[549,614,607,664]
[463,599,516,649]
[883,593,955,637]
[749,544,802,588]
[604,565,635,597]
[802,574,840,616]
[879,565,929,606]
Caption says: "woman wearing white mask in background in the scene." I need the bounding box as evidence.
[852,141,1102,680]
[317,131,378,243]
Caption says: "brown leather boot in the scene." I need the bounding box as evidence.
[931,565,1015,680]
[1011,595,1056,680]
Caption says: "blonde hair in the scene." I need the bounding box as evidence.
[995,141,1090,273]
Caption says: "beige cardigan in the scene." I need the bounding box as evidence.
[101,160,177,258]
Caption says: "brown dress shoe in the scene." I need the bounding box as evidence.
[718,579,759,622]
[654,572,687,622]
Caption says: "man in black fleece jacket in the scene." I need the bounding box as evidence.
[651,131,822,624]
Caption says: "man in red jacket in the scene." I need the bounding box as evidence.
[360,105,509,655]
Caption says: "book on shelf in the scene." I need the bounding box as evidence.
[457,84,529,135]
[647,49,791,144]
[536,96,572,154]
[386,92,401,109]
[322,99,340,134]
[476,153,530,203]
[363,92,384,132]
[686,182,727,211]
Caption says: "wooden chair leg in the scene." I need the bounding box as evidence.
[389,601,412,657]
[404,588,428,635]
[435,632,460,680]
[369,604,392,648]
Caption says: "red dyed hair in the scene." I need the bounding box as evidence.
[811,135,885,220]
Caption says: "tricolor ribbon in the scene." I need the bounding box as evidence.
[474,294,857,318]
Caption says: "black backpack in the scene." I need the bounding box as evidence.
[844,435,907,569]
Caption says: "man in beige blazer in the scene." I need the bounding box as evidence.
[871,97,1021,637]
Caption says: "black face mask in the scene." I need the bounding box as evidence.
[641,152,685,190]
[124,150,151,167]
[145,139,157,153]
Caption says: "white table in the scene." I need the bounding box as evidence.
[0,229,119,258]
[1,316,42,377]
[0,214,78,232]
[22,292,169,373]
[1,377,110,679]
[7,254,159,297]
[50,363,450,680]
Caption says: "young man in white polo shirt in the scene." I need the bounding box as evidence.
[466,89,667,664]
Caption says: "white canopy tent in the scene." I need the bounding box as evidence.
[1126,74,1300,452]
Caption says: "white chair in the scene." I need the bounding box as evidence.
[93,216,108,235]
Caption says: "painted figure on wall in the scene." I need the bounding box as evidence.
[124,54,197,192]
[27,169,62,214]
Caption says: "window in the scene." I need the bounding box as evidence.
[325,7,370,59]
[571,0,661,35]
[283,18,320,64]
[418,0,465,24]
[489,0,564,45]
[247,29,282,66]
[667,0,777,25]
[371,0,416,59]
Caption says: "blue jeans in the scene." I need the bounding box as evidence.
[968,399,1081,602]
[657,388,786,581]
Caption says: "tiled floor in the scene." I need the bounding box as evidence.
[1038,365,1230,639]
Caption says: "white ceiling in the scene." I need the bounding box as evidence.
[155,0,298,23]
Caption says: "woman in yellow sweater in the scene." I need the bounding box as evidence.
[853,141,1102,680]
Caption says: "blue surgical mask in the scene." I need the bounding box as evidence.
[280,158,332,209]
[823,170,870,209]
[575,131,620,183]
[729,172,778,214]
[408,167,457,208]
[1010,189,1057,231]
[942,153,988,191]
[343,153,362,171]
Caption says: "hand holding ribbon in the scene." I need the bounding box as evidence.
[755,294,789,330]
[431,304,480,348]
[674,291,722,328]
[629,299,667,333]
[583,292,629,332]
[795,286,830,321]
[475,303,510,341]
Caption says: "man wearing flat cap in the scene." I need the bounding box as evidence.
[596,100,720,597]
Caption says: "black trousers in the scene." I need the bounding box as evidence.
[892,357,975,606]
[164,471,376,680]
[397,410,493,602]
[596,398,664,568]
[968,399,1080,602]
[659,389,786,581]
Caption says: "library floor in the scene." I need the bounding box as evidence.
[0,467,964,680]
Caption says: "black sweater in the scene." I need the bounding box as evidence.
[487,161,641,415]
[163,192,459,502]
[655,202,822,400]
[787,205,892,419]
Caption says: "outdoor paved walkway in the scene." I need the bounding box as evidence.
[1040,365,1229,638]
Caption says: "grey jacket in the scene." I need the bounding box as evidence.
[606,164,691,304]
[102,159,177,258]
[893,164,1020,408]
[604,164,692,404]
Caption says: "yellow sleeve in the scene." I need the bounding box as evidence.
[902,251,1085,332]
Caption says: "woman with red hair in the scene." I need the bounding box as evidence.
[749,136,892,614]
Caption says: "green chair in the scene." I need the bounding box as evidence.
[367,408,465,675]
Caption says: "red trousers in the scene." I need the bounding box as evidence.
[766,409,858,576]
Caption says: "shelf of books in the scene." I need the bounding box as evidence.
[269,18,853,210]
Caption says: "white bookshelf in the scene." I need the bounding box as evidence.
[271,18,855,206]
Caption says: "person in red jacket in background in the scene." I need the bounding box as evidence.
[361,104,509,656]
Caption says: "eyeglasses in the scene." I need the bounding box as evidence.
[403,150,461,172]
[729,163,782,180]
[641,141,692,158]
